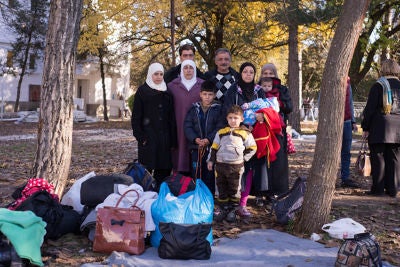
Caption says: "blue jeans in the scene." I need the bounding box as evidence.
[341,120,353,181]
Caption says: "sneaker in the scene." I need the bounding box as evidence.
[236,206,251,217]
[255,197,264,207]
[225,209,237,222]
[341,179,360,188]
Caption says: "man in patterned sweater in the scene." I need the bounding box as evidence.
[204,48,239,103]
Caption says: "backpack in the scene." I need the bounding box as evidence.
[123,161,157,191]
[15,191,82,240]
[335,232,382,267]
[271,176,306,225]
[164,173,196,196]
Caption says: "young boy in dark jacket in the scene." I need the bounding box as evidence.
[184,80,225,195]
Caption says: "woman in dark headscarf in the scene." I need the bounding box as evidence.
[222,62,266,218]
[223,62,265,116]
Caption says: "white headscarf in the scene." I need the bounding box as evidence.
[146,63,167,91]
[180,59,197,91]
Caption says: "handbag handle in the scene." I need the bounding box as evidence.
[360,137,369,153]
[115,189,140,208]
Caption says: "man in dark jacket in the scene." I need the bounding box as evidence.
[204,48,239,103]
[164,43,206,84]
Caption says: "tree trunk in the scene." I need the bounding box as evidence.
[14,31,32,112]
[295,0,371,234]
[170,0,176,66]
[32,0,83,197]
[99,50,109,121]
[287,4,301,131]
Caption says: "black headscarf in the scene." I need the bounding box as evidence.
[238,62,256,101]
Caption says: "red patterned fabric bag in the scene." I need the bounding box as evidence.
[287,133,296,154]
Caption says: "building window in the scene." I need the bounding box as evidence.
[29,54,36,69]
[6,51,13,68]
[29,85,41,102]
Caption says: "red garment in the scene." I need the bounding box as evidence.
[344,77,352,121]
[270,77,284,109]
[287,132,296,154]
[8,178,59,210]
[252,108,282,162]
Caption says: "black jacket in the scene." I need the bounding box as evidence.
[277,84,293,124]
[184,102,226,150]
[361,77,400,144]
[131,83,176,169]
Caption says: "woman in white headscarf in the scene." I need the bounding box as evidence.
[131,63,176,190]
[168,59,205,175]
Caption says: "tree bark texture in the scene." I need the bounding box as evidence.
[295,0,371,234]
[32,0,83,196]
[99,50,109,121]
[288,13,301,131]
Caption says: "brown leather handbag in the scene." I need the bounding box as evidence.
[93,189,145,255]
[356,138,371,177]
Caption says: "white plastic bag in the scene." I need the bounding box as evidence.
[322,218,366,239]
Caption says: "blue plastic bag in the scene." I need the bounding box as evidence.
[150,179,214,247]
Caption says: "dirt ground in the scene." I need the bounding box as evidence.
[0,120,399,266]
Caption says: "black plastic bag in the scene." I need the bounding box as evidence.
[158,222,211,260]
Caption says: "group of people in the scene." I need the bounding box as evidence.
[131,44,293,219]
[131,43,400,223]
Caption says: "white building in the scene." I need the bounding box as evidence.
[0,4,131,118]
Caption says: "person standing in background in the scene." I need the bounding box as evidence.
[340,77,360,188]
[164,43,206,84]
[361,59,400,198]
